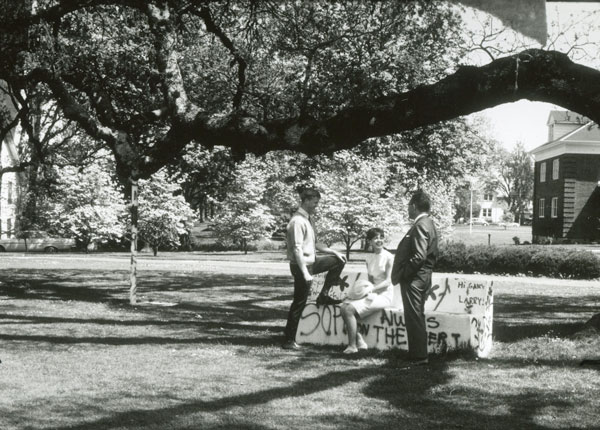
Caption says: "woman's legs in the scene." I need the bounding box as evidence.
[356,333,368,349]
[341,303,359,353]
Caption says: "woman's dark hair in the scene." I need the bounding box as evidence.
[366,227,385,241]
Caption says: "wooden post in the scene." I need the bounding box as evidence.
[129,180,139,305]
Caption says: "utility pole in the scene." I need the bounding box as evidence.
[469,183,473,234]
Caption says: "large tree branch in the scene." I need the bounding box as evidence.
[0,162,32,176]
[1,0,147,29]
[61,73,120,129]
[27,68,119,146]
[174,49,600,157]
[25,68,144,181]
[28,47,600,181]
[146,2,198,122]
[190,4,247,110]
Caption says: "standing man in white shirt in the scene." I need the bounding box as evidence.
[282,187,347,350]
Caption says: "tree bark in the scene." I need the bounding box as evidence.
[129,180,138,305]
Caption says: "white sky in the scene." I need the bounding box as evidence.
[465,2,600,151]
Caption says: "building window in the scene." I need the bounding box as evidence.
[482,208,492,217]
[483,193,493,202]
[539,198,545,217]
[552,159,559,180]
[551,197,558,218]
[7,181,13,204]
[540,162,546,183]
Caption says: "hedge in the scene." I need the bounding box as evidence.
[436,242,600,280]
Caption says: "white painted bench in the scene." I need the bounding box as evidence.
[295,271,494,357]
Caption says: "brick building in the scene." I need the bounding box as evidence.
[530,110,600,243]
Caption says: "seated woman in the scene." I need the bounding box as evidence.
[341,227,394,354]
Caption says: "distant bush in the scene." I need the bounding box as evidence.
[437,242,600,279]
[191,238,285,252]
[253,238,287,251]
[192,241,255,252]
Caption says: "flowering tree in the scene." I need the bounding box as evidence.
[49,157,126,251]
[137,171,196,256]
[261,151,312,232]
[212,155,276,254]
[313,151,404,259]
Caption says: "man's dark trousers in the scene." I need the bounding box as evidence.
[283,255,345,342]
[400,279,430,360]
[392,215,438,360]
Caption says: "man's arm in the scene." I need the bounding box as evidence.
[400,222,429,281]
[291,222,312,282]
[391,241,404,285]
[293,248,312,282]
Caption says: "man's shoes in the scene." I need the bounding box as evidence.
[281,340,301,350]
[316,294,342,306]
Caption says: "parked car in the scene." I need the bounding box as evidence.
[0,231,76,253]
[469,218,489,226]
[498,221,520,228]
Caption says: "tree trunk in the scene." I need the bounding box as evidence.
[0,173,3,237]
[129,180,139,305]
[198,196,205,223]
[153,246,158,256]
[345,240,351,262]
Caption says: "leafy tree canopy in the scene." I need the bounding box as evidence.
[0,0,532,182]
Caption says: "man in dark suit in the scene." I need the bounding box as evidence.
[391,190,439,365]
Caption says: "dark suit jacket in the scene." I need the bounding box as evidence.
[391,214,439,288]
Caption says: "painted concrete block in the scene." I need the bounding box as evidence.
[297,272,494,357]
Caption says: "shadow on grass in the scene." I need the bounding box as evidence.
[0,269,291,347]
[493,293,598,342]
[1,269,596,429]
[43,366,386,430]
[494,321,585,342]
[41,356,574,430]
[2,270,598,349]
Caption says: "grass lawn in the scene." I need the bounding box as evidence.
[1,262,600,430]
[448,225,532,246]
